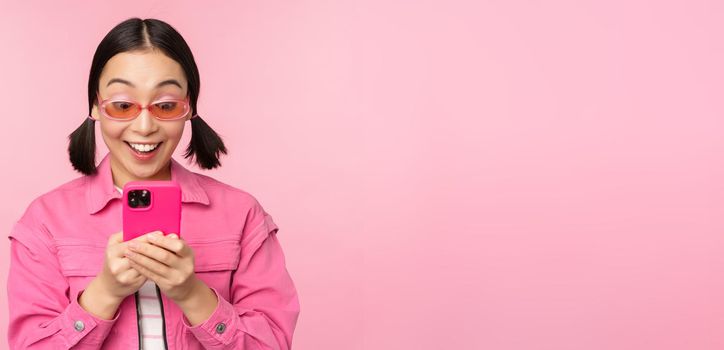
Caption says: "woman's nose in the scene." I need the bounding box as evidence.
[130,108,159,135]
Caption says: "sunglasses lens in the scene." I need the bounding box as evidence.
[150,101,187,120]
[104,101,140,120]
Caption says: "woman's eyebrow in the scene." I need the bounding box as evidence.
[106,78,183,89]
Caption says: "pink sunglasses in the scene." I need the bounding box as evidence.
[90,95,198,121]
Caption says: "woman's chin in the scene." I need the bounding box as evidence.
[109,145,172,181]
[122,158,167,180]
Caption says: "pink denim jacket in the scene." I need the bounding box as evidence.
[7,153,300,349]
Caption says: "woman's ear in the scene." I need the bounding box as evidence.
[89,104,100,121]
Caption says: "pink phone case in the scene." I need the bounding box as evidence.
[122,180,182,241]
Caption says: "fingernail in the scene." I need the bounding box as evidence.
[125,250,134,257]
[168,234,178,239]
[128,242,138,250]
[148,234,159,241]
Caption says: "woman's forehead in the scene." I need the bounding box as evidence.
[100,51,187,94]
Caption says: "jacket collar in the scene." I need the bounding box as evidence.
[86,153,210,214]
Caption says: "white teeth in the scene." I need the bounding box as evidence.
[129,142,159,152]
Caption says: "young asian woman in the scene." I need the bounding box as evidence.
[6,17,300,349]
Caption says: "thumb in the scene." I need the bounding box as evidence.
[108,231,124,245]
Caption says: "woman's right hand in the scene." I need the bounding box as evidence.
[79,231,148,319]
[97,231,148,299]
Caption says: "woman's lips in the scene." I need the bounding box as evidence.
[125,141,162,161]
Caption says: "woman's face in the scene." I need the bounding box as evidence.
[90,49,192,185]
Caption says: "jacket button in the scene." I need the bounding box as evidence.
[74,320,85,332]
[215,322,226,334]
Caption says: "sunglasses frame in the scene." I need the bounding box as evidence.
[95,95,197,121]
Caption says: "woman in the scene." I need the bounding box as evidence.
[7,18,300,349]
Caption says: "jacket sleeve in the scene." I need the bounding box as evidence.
[182,201,301,350]
[7,220,121,349]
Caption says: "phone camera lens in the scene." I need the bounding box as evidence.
[128,189,151,208]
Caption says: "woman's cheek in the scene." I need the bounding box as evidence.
[163,125,186,146]
[99,121,126,140]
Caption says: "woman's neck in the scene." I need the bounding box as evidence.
[110,157,171,189]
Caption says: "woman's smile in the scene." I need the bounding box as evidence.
[125,140,163,160]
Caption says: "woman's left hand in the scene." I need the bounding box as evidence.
[124,231,200,303]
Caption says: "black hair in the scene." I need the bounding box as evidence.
[68,17,227,175]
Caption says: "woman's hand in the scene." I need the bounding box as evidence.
[123,231,200,303]
[79,231,148,319]
[125,231,220,325]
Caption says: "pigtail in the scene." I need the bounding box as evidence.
[184,115,227,169]
[68,118,97,175]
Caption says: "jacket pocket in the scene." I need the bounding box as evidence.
[55,239,105,277]
[188,238,241,272]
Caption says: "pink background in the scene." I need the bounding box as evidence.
[1,1,723,349]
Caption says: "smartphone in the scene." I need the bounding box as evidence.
[122,180,182,241]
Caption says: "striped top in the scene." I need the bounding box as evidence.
[116,186,166,349]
